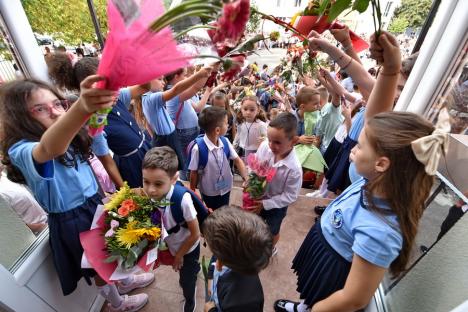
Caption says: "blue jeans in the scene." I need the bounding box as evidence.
[177,126,199,180]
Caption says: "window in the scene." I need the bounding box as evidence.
[383,1,393,17]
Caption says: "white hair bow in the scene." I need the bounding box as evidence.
[411,129,449,175]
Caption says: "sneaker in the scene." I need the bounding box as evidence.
[314,206,327,216]
[117,272,155,295]
[305,190,322,198]
[272,247,278,257]
[108,294,148,312]
[274,299,298,312]
[420,245,429,253]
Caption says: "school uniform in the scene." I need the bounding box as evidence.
[233,120,267,157]
[104,88,151,188]
[208,267,264,312]
[291,109,305,136]
[158,185,200,312]
[142,91,185,170]
[256,141,302,235]
[188,135,238,210]
[315,102,344,154]
[292,178,402,306]
[9,140,101,295]
[325,107,365,193]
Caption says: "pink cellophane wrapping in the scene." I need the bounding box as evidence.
[96,0,189,91]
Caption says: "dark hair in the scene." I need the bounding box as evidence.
[142,146,178,177]
[47,52,99,90]
[236,95,267,123]
[202,206,273,275]
[269,112,297,139]
[296,86,320,106]
[0,79,92,183]
[164,68,185,85]
[365,112,434,276]
[262,64,268,69]
[212,91,234,119]
[198,106,227,133]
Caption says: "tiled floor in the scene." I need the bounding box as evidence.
[105,186,331,312]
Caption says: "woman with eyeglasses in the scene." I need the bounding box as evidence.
[0,77,150,311]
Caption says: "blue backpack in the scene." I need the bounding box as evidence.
[186,134,231,171]
[167,181,209,234]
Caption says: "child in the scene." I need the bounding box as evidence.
[250,112,302,251]
[203,206,273,312]
[274,31,440,312]
[0,77,152,311]
[189,106,248,210]
[142,146,200,312]
[233,96,268,159]
[142,67,211,171]
[292,86,321,146]
[211,90,236,142]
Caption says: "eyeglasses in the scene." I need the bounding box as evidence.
[29,99,69,116]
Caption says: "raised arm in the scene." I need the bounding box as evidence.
[308,31,375,100]
[191,87,212,113]
[330,26,362,65]
[365,32,401,120]
[162,67,212,102]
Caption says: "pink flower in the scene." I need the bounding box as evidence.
[266,168,277,182]
[247,153,258,168]
[212,0,250,46]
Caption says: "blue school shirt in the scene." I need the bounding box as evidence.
[166,93,199,130]
[104,88,148,156]
[8,140,98,213]
[91,132,109,157]
[142,91,175,135]
[348,107,366,141]
[321,178,402,268]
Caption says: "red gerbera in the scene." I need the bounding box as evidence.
[212,0,250,46]
[221,54,246,81]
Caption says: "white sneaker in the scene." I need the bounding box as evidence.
[108,294,148,312]
[272,247,278,257]
[117,272,155,295]
[306,190,322,198]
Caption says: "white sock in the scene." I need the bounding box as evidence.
[319,178,328,196]
[99,284,123,308]
[120,275,134,286]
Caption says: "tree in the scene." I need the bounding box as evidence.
[246,1,261,34]
[388,16,409,34]
[21,0,108,45]
[389,0,432,31]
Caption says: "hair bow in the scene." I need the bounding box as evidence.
[411,129,449,175]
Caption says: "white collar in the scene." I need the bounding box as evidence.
[271,147,297,170]
[164,185,175,202]
[203,135,224,152]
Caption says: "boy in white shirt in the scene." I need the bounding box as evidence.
[189,106,248,210]
[250,113,303,253]
[142,147,200,312]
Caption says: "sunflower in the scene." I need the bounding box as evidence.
[105,182,131,211]
[116,221,141,249]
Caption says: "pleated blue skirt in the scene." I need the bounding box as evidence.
[48,193,102,296]
[292,220,351,306]
[324,136,357,193]
[323,137,342,169]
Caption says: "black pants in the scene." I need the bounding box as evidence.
[201,192,230,210]
[437,205,465,241]
[180,243,201,312]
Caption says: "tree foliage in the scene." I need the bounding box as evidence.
[21,0,108,45]
[246,1,261,34]
[390,0,432,31]
[388,16,409,34]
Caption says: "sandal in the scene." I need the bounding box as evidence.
[274,299,299,312]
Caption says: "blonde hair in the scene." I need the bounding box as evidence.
[296,86,320,106]
[236,95,267,123]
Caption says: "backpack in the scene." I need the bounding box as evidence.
[166,181,209,234]
[186,134,231,171]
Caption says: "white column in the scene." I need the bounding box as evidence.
[0,0,49,82]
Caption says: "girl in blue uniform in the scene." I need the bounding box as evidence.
[47,54,151,188]
[0,76,150,311]
[274,31,447,312]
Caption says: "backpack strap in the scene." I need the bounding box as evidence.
[196,136,209,170]
[167,182,187,234]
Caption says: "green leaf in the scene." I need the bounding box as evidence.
[327,0,353,22]
[104,255,121,263]
[318,0,331,16]
[352,0,370,13]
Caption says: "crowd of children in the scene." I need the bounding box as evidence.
[0,25,456,312]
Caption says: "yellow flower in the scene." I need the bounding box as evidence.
[116,221,161,249]
[105,182,131,211]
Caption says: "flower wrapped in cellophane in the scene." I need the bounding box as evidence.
[242,154,277,210]
[80,183,168,283]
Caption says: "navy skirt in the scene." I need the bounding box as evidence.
[114,138,151,188]
[323,137,342,169]
[324,136,357,193]
[48,193,102,296]
[292,220,351,306]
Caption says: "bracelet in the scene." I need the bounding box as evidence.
[341,57,353,71]
[379,70,401,76]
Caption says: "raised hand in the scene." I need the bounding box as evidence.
[78,75,117,114]
[369,31,401,73]
[330,25,352,47]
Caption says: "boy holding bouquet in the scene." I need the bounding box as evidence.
[249,112,302,253]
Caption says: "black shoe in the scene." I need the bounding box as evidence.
[274,299,299,312]
[314,206,327,216]
[420,245,429,253]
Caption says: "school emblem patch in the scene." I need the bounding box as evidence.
[331,209,343,229]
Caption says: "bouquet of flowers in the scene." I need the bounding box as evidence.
[80,183,168,282]
[242,154,277,210]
